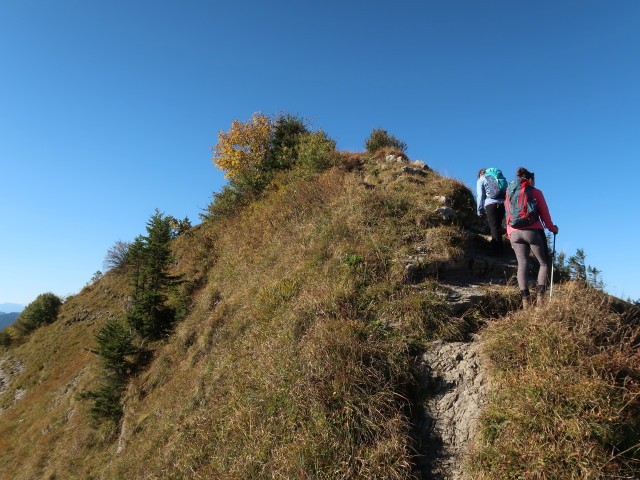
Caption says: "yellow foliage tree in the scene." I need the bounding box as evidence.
[212,112,274,180]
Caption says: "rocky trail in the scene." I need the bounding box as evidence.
[406,238,518,479]
[416,337,487,480]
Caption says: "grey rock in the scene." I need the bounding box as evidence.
[412,160,430,170]
[404,263,420,284]
[401,165,428,176]
[436,207,457,220]
[436,284,487,315]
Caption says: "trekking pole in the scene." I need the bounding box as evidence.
[549,233,557,298]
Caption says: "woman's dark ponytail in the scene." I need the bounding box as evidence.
[516,167,533,180]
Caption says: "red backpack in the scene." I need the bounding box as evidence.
[506,178,538,228]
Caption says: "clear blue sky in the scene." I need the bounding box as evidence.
[1,0,639,306]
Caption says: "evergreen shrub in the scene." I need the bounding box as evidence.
[364,127,407,153]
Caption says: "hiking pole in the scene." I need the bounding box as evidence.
[549,233,557,298]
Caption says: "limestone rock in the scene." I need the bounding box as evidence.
[435,207,457,220]
[412,159,430,170]
[404,263,420,284]
[433,195,450,206]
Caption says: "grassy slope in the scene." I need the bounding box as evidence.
[0,156,638,480]
[473,283,640,479]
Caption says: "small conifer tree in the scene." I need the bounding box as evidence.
[126,210,178,338]
[95,318,137,375]
[268,113,309,171]
[81,318,136,426]
[568,248,587,283]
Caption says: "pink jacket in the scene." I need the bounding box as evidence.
[506,186,558,237]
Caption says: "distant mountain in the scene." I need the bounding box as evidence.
[0,311,20,329]
[0,303,24,313]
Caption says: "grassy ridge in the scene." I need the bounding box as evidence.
[0,159,472,479]
[102,164,472,479]
[1,155,638,479]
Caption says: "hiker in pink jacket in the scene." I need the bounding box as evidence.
[506,167,559,308]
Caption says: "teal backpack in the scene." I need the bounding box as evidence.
[484,168,508,199]
[507,178,538,228]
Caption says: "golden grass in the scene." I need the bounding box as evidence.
[2,159,471,479]
[3,157,635,480]
[472,282,640,479]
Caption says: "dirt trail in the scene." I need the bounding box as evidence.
[408,242,516,479]
[414,337,488,479]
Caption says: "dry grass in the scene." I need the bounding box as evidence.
[0,271,131,480]
[0,158,476,479]
[472,282,640,479]
[4,156,635,480]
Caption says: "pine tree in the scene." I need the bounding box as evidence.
[126,210,177,338]
[587,265,604,290]
[83,374,126,426]
[95,318,136,376]
[568,248,587,282]
[81,318,136,426]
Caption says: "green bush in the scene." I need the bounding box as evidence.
[268,113,309,171]
[0,329,11,346]
[364,127,407,153]
[296,129,337,174]
[14,292,63,336]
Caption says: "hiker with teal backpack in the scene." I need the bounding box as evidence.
[476,167,508,255]
[506,167,559,309]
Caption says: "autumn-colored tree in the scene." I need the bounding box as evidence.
[211,112,273,185]
[206,112,333,220]
[103,240,131,271]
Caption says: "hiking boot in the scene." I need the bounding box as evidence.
[536,285,547,306]
[520,290,532,310]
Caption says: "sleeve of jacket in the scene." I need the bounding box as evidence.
[533,189,558,233]
[476,178,485,215]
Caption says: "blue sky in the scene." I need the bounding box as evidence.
[1,0,639,306]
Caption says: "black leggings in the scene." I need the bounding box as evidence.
[510,229,549,294]
[485,202,505,253]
